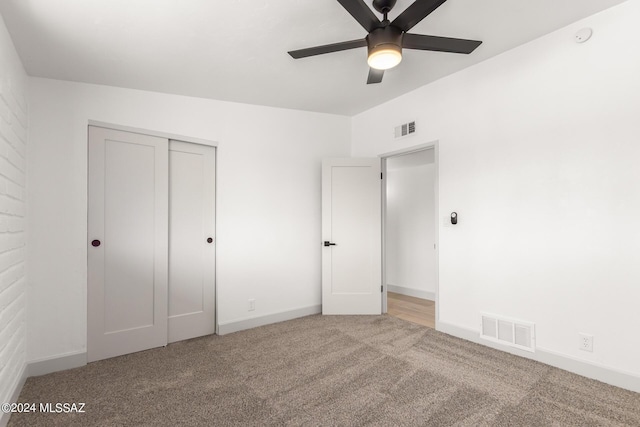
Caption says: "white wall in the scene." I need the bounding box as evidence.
[27,79,350,362]
[0,12,28,411]
[353,1,640,379]
[386,153,436,299]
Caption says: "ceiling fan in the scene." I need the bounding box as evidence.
[288,0,482,84]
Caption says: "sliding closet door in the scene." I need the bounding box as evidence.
[88,126,169,362]
[168,141,216,343]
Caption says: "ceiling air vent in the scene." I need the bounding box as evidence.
[394,120,416,139]
[481,313,535,353]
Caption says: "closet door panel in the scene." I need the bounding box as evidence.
[168,141,216,343]
[88,126,168,362]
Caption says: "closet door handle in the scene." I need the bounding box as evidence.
[207,237,213,244]
[91,239,101,247]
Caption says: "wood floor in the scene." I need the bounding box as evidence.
[387,292,435,328]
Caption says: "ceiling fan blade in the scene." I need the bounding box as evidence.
[391,0,447,32]
[367,68,384,84]
[337,0,381,33]
[288,39,367,59]
[403,33,482,54]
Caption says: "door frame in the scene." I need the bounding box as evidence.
[87,121,220,345]
[379,141,440,327]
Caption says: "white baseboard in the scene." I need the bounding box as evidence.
[437,321,640,393]
[387,285,435,301]
[218,304,321,335]
[0,362,28,427]
[0,352,88,426]
[27,351,87,377]
[23,307,322,374]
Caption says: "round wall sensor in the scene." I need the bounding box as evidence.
[575,28,593,43]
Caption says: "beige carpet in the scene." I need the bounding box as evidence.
[9,315,640,426]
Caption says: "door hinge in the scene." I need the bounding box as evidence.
[381,173,383,179]
[381,285,383,293]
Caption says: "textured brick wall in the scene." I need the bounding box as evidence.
[0,16,27,406]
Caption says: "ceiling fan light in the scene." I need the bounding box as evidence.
[367,43,402,70]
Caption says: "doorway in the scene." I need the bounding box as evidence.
[382,145,437,328]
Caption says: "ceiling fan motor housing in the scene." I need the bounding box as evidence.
[366,25,403,54]
[366,26,403,70]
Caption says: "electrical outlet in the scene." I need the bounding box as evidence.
[248,299,255,311]
[579,333,593,352]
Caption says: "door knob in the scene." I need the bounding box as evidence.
[323,241,337,247]
[91,239,101,247]
[207,237,213,244]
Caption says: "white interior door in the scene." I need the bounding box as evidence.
[168,141,216,343]
[88,126,168,362]
[322,158,381,314]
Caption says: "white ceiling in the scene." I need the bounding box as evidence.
[0,0,628,116]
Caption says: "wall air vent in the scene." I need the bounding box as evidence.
[394,120,416,139]
[480,313,535,352]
